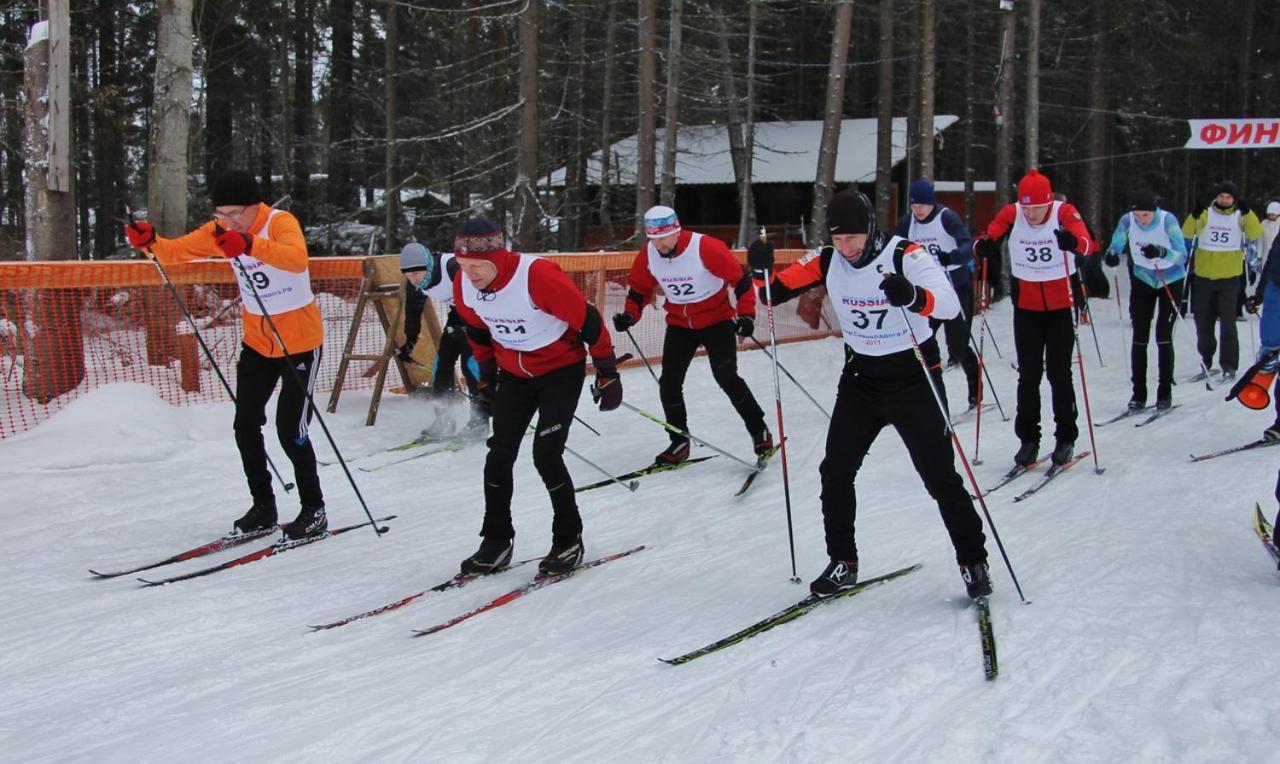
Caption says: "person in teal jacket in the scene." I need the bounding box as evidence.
[1182,181,1263,381]
[1105,189,1189,410]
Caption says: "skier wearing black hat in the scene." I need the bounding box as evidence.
[1182,181,1263,381]
[1103,189,1190,411]
[748,189,991,601]
[122,169,328,540]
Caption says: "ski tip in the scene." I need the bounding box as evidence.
[657,657,682,666]
[136,577,162,587]
[88,569,115,578]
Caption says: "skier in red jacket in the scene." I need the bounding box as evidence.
[612,205,770,464]
[976,169,1095,468]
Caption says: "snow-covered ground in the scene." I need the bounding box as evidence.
[4,288,1280,762]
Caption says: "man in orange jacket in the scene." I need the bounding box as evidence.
[123,169,327,540]
[976,169,1095,468]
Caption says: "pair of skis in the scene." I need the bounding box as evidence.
[1191,438,1280,463]
[980,450,1095,501]
[1097,404,1181,428]
[90,516,395,585]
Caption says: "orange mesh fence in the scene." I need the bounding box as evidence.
[0,250,833,439]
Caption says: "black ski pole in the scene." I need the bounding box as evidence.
[747,334,830,420]
[127,207,294,492]
[219,225,383,537]
[624,327,662,387]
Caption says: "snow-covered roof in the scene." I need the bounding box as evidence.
[546,116,960,187]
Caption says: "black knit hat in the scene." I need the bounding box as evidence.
[1214,181,1241,200]
[1127,189,1158,213]
[827,190,872,235]
[210,170,261,207]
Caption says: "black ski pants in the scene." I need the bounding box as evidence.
[233,344,324,509]
[941,280,980,404]
[818,339,988,567]
[432,308,480,398]
[481,361,584,546]
[1129,277,1182,403]
[1192,274,1240,373]
[1013,306,1078,445]
[659,320,766,444]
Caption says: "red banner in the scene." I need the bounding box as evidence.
[1185,119,1280,149]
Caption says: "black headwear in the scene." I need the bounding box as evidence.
[209,170,261,207]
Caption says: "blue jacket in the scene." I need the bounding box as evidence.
[1106,209,1188,289]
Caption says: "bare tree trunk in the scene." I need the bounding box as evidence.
[1082,0,1108,235]
[291,0,313,222]
[1237,0,1256,188]
[918,0,936,180]
[514,0,540,250]
[712,2,746,245]
[148,0,192,238]
[199,0,235,182]
[278,7,291,200]
[384,0,398,251]
[810,0,854,244]
[874,0,894,231]
[994,3,1017,292]
[560,8,588,252]
[598,0,618,248]
[327,0,356,212]
[1025,0,1041,168]
[962,0,976,230]
[736,0,759,247]
[635,0,657,238]
[23,10,84,401]
[658,0,683,208]
[93,0,124,260]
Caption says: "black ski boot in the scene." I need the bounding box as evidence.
[809,558,858,597]
[1051,440,1075,466]
[752,428,775,457]
[1013,441,1039,467]
[1155,395,1172,411]
[233,501,277,534]
[960,562,992,599]
[1126,396,1146,412]
[539,536,584,576]
[655,437,691,465]
[283,504,327,540]
[1264,420,1280,442]
[460,537,514,575]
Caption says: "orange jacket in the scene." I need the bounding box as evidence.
[148,204,323,357]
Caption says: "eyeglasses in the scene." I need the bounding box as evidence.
[212,206,248,220]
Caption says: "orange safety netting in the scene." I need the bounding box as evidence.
[0,250,835,439]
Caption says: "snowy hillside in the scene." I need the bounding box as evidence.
[4,290,1280,763]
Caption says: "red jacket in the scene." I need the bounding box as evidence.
[622,229,757,330]
[454,252,614,378]
[982,202,1095,312]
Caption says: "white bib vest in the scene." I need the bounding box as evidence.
[1198,208,1243,252]
[235,209,316,315]
[826,236,936,357]
[646,232,725,304]
[460,254,569,352]
[421,252,457,305]
[1128,211,1177,271]
[1008,201,1075,282]
[908,210,962,272]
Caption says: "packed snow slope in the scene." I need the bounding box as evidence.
[3,293,1280,763]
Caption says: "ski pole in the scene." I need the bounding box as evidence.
[623,326,661,387]
[977,258,1004,359]
[533,419,638,494]
[961,308,1008,422]
[973,317,986,466]
[1076,272,1106,367]
[608,385,761,472]
[1154,266,1213,391]
[129,209,294,494]
[892,298,1027,604]
[220,224,384,538]
[747,334,830,420]
[1112,266,1129,378]
[1060,250,1103,475]
[755,228,801,584]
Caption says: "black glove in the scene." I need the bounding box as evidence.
[936,250,954,266]
[592,354,623,412]
[474,358,497,417]
[1238,199,1252,216]
[880,272,927,311]
[612,312,635,333]
[1104,251,1120,268]
[975,237,999,262]
[396,338,416,363]
[1245,292,1263,315]
[746,240,775,274]
[1054,228,1079,252]
[1140,243,1166,260]
[733,316,755,337]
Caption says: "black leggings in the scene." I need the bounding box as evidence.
[1129,277,1182,401]
[658,320,766,443]
[233,344,323,509]
[481,361,585,546]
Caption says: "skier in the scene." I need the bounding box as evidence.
[1102,189,1189,411]
[612,205,770,465]
[1181,181,1263,381]
[894,178,980,410]
[397,242,487,441]
[975,168,1095,468]
[451,217,623,576]
[748,189,991,600]
[123,169,328,540]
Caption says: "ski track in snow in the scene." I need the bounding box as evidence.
[4,292,1280,761]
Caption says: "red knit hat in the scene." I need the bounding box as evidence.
[1017,168,1053,206]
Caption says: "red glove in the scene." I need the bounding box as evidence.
[214,229,252,258]
[125,221,155,250]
